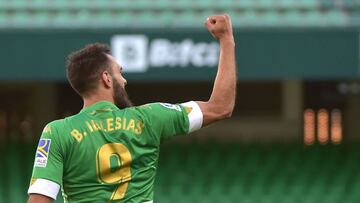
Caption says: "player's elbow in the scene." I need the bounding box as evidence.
[207,101,235,119]
[199,101,234,126]
[225,109,233,118]
[220,106,234,119]
[213,104,234,120]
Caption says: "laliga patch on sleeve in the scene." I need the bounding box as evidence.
[35,139,51,168]
[160,103,182,112]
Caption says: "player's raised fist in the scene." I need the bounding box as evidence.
[204,14,234,43]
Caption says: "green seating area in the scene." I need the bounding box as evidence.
[0,0,355,28]
[154,143,360,203]
[0,142,359,203]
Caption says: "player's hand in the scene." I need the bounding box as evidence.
[204,14,234,44]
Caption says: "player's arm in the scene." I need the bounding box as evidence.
[137,15,236,139]
[197,14,237,127]
[28,194,53,203]
[27,122,63,202]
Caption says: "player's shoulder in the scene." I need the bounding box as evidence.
[61,112,87,126]
[41,119,65,137]
[135,102,183,112]
[49,118,65,125]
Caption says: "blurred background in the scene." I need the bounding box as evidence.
[0,0,360,202]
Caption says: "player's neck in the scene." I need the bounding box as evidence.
[82,93,114,109]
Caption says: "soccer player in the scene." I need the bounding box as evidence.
[28,14,236,203]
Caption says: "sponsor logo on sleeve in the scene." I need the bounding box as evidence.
[35,139,51,168]
[160,103,182,112]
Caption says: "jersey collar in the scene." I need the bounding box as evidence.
[80,101,118,114]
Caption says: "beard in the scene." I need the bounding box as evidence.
[113,80,133,109]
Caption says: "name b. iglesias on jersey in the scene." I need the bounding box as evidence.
[70,116,145,143]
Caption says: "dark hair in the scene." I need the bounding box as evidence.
[66,43,112,97]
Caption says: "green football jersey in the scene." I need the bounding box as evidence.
[29,101,202,203]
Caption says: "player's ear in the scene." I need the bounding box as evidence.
[101,70,112,89]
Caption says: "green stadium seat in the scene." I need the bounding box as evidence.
[239,10,259,26]
[134,12,159,27]
[192,0,211,9]
[70,0,90,9]
[225,10,240,25]
[302,10,324,26]
[52,10,74,27]
[256,0,274,10]
[0,0,354,28]
[237,0,257,9]
[88,0,112,9]
[141,0,168,9]
[32,11,51,27]
[262,11,280,26]
[0,11,7,26]
[11,11,31,28]
[133,0,158,9]
[274,0,297,9]
[348,11,360,26]
[73,10,92,27]
[214,0,235,9]
[110,11,134,27]
[6,0,29,10]
[343,0,357,9]
[92,11,111,27]
[296,0,319,9]
[282,10,304,27]
[105,0,131,9]
[49,0,70,9]
[168,0,193,11]
[319,0,336,8]
[175,11,199,27]
[32,0,50,8]
[198,10,217,22]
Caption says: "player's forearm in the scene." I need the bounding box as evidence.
[28,194,53,203]
[197,14,236,127]
[208,39,236,117]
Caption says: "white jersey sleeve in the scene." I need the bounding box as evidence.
[28,178,60,200]
[181,101,203,133]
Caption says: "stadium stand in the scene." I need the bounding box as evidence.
[0,0,351,28]
[1,142,359,203]
[155,143,360,203]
